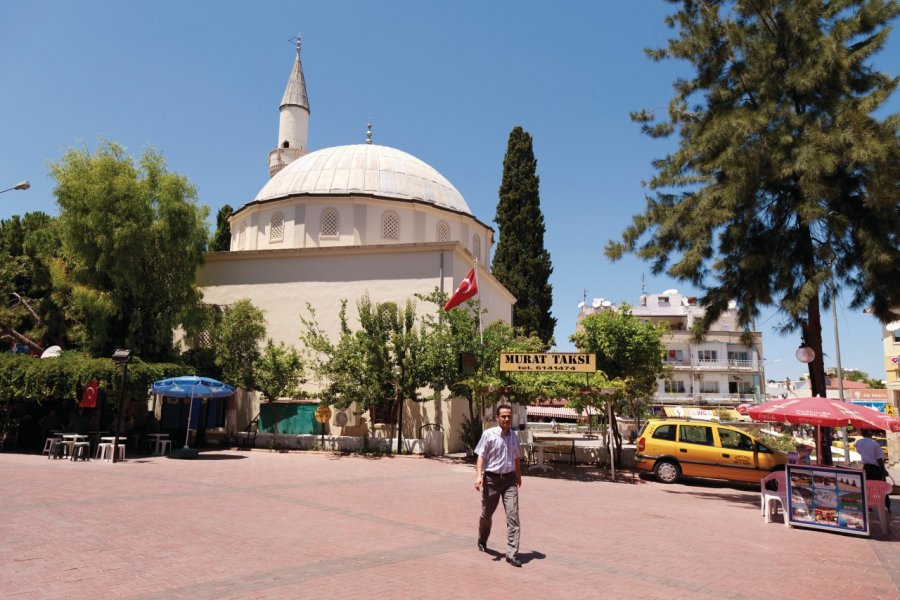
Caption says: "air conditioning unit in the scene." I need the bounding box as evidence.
[333,408,359,427]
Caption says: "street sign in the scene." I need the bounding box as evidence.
[314,406,332,424]
[499,352,596,373]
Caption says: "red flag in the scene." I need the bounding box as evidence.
[80,379,99,408]
[444,267,478,311]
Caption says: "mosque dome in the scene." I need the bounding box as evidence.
[254,144,471,215]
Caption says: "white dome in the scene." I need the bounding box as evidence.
[254,144,471,215]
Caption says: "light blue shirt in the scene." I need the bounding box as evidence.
[475,426,520,474]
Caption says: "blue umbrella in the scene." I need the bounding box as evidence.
[150,376,235,450]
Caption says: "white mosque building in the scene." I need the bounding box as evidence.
[196,39,515,452]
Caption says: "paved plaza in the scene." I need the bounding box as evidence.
[1,450,899,599]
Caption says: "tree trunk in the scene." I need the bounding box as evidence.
[804,293,833,465]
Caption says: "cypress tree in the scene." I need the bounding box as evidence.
[210,204,233,252]
[492,126,556,346]
[607,0,900,407]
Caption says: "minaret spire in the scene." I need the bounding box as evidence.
[268,33,311,178]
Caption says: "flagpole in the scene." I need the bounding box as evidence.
[474,257,483,347]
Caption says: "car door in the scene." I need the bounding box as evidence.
[676,423,718,478]
[716,427,766,482]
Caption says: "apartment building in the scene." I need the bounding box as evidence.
[579,290,764,407]
[882,320,900,411]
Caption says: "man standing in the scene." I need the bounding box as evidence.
[857,429,889,510]
[474,404,522,567]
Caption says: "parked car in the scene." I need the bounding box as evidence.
[635,419,787,484]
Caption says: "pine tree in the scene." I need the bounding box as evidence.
[492,126,556,346]
[607,0,900,402]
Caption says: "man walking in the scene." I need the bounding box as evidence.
[474,404,522,567]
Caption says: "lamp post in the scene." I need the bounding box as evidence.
[111,349,132,463]
[0,181,30,194]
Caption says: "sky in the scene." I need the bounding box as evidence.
[1,1,896,383]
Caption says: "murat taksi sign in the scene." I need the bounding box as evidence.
[499,352,597,373]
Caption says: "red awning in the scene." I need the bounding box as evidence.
[526,406,579,419]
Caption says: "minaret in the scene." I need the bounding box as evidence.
[268,34,310,178]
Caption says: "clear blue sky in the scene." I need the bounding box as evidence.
[1,1,896,382]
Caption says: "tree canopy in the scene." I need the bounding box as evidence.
[213,299,267,390]
[209,204,233,252]
[492,126,556,347]
[51,141,210,360]
[606,0,899,397]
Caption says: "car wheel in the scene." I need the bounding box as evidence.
[654,460,681,484]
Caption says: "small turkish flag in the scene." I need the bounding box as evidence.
[444,267,479,311]
[80,379,99,408]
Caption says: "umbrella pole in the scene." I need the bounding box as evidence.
[816,426,822,466]
[184,392,195,449]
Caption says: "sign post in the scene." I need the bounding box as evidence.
[314,406,332,449]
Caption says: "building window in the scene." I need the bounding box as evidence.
[382,212,399,240]
[664,380,686,393]
[697,350,718,364]
[894,330,900,343]
[436,221,450,242]
[321,208,339,237]
[665,349,684,364]
[472,233,481,262]
[699,380,719,393]
[727,350,751,367]
[197,330,211,348]
[238,222,247,250]
[729,381,753,394]
[269,213,284,242]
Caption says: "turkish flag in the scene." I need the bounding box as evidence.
[80,379,99,408]
[444,267,478,311]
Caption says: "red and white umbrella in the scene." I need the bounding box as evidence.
[748,396,900,432]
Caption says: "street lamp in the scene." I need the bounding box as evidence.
[111,349,132,463]
[0,181,30,194]
[795,342,815,364]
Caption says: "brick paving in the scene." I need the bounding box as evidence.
[1,450,898,599]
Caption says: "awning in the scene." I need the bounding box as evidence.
[526,406,579,419]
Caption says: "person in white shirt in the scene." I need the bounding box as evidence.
[856,429,889,510]
[474,405,522,567]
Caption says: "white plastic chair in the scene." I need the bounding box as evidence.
[866,480,892,533]
[760,470,788,526]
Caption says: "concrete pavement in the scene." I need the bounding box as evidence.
[1,450,898,599]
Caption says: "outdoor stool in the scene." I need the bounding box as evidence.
[50,439,68,460]
[71,442,91,461]
[42,436,61,456]
[95,443,112,460]
[99,444,126,462]
[154,439,172,456]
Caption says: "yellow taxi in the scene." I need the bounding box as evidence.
[834,434,889,460]
[635,419,787,484]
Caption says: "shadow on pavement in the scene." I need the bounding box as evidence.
[166,452,248,461]
[525,465,642,484]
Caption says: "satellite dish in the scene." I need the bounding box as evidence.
[602,300,612,307]
[591,298,602,308]
[662,289,678,295]
[577,301,585,308]
[886,321,900,332]
[40,345,62,359]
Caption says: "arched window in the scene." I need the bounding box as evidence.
[321,208,339,237]
[436,221,450,242]
[472,233,481,262]
[382,211,400,240]
[238,222,247,250]
[282,140,290,148]
[269,212,284,242]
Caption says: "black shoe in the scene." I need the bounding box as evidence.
[477,541,487,553]
[506,556,522,567]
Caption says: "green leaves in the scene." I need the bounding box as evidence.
[213,299,266,390]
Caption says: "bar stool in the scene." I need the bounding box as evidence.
[98,443,126,462]
[50,439,69,460]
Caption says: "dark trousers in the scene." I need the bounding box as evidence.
[478,472,519,558]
